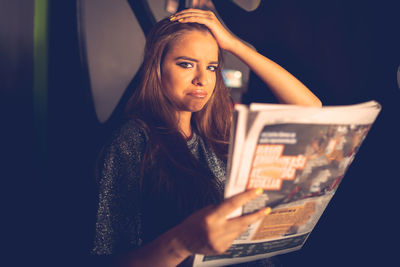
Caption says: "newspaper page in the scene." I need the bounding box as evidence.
[193,101,381,267]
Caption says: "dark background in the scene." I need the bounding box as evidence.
[2,0,399,266]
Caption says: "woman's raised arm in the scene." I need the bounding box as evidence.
[171,9,322,107]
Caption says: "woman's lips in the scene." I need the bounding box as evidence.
[187,90,207,98]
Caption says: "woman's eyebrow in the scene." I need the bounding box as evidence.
[174,56,218,65]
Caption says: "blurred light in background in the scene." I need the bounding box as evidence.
[222,69,243,88]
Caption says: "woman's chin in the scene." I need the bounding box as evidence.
[185,101,207,112]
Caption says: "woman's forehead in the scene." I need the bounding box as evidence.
[166,30,219,62]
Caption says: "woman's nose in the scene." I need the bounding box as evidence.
[192,68,207,86]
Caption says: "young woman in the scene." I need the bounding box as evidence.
[92,9,321,267]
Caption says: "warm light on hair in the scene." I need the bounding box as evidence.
[125,18,232,157]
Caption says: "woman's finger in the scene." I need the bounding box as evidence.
[174,16,216,28]
[229,206,272,227]
[209,207,271,248]
[170,9,214,21]
[214,188,264,217]
[218,207,271,242]
[170,14,213,23]
[172,8,214,17]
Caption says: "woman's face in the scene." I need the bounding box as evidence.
[161,30,219,114]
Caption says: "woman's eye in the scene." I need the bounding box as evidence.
[177,62,193,68]
[208,65,218,72]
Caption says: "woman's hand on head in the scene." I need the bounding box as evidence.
[170,8,237,52]
[174,188,271,255]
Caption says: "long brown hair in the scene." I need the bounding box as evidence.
[125,18,232,157]
[124,18,233,243]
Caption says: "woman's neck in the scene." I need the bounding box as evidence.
[177,111,192,139]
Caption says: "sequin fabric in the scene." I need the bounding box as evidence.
[91,119,279,267]
[91,119,226,256]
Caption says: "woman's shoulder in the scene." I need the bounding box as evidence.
[110,118,149,144]
[116,118,149,138]
[100,118,150,160]
[96,119,150,183]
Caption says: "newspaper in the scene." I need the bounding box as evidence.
[193,101,381,267]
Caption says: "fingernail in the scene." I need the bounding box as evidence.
[255,188,263,195]
[169,16,176,21]
[264,207,272,215]
[178,18,183,22]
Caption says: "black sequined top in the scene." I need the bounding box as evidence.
[91,119,278,267]
[91,119,226,256]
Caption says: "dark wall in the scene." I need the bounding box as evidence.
[1,2,33,181]
[2,0,399,266]
[1,1,37,266]
[46,1,100,266]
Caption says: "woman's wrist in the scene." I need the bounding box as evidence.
[223,34,243,54]
[224,36,254,60]
[164,227,192,261]
[118,226,192,267]
[152,224,192,266]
